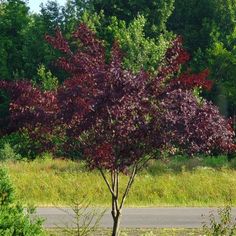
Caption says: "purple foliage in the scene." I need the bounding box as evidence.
[0,24,235,168]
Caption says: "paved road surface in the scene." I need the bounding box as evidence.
[34,207,236,228]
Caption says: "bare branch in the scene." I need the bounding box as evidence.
[114,170,119,211]
[99,168,116,197]
[111,170,115,190]
[119,164,137,210]
[111,170,116,219]
[115,170,119,199]
[136,155,154,172]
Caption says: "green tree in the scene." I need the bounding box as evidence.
[0,0,30,80]
[62,0,91,36]
[21,14,56,81]
[0,0,71,132]
[80,12,173,73]
[205,32,236,117]
[168,0,236,52]
[0,0,31,131]
[21,1,66,82]
[40,0,64,33]
[71,0,176,73]
[168,0,236,117]
[35,64,59,91]
[89,0,175,37]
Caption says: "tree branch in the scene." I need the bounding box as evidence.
[114,169,119,211]
[111,170,116,219]
[119,164,137,210]
[136,155,153,172]
[99,168,116,197]
[115,169,119,199]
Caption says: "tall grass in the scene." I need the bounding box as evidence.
[2,158,236,207]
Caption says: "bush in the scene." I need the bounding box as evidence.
[0,143,22,161]
[145,154,231,175]
[0,168,46,235]
[0,130,83,160]
[0,168,14,205]
[201,155,229,169]
[202,205,236,236]
[229,158,236,169]
[0,131,37,159]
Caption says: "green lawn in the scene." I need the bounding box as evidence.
[1,157,236,207]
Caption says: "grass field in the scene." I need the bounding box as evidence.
[1,156,236,207]
[46,228,203,236]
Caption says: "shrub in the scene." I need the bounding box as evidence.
[0,131,37,159]
[0,168,46,235]
[202,155,229,169]
[0,130,70,160]
[0,168,14,205]
[229,158,236,169]
[0,143,22,161]
[202,205,236,236]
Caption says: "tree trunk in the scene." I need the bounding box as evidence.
[111,213,121,236]
[99,166,138,236]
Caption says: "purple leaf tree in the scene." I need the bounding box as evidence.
[1,25,235,236]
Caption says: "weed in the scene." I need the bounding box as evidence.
[202,205,236,236]
[57,195,105,236]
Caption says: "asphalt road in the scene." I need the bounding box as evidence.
[34,207,236,228]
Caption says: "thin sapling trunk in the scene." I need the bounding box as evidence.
[100,165,137,236]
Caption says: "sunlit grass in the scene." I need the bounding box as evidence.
[1,158,236,207]
[47,228,203,236]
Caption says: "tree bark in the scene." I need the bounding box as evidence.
[99,165,138,236]
[111,212,121,236]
